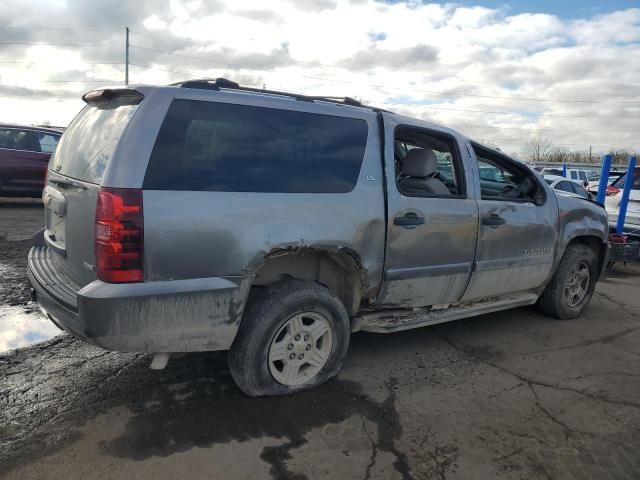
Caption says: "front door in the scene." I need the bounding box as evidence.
[462,142,557,301]
[377,118,478,308]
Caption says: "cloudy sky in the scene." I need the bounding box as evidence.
[1,0,639,156]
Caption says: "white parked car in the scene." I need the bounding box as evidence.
[543,175,593,200]
[605,168,640,233]
[566,168,594,188]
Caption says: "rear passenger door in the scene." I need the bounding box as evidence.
[377,117,478,308]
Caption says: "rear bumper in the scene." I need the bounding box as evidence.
[28,247,251,352]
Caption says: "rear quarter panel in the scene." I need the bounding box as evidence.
[122,88,386,299]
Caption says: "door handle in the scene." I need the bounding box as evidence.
[482,214,506,227]
[394,213,425,227]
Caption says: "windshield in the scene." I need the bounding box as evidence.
[51,96,140,184]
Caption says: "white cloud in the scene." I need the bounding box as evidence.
[0,1,638,154]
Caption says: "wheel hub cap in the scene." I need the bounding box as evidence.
[268,312,333,386]
[564,261,590,308]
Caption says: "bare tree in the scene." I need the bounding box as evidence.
[547,146,570,164]
[610,148,634,166]
[567,150,590,164]
[524,137,553,163]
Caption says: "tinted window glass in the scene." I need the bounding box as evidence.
[35,132,60,153]
[0,129,35,151]
[555,181,573,193]
[51,96,140,184]
[144,100,368,193]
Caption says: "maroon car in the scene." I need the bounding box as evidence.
[0,124,62,197]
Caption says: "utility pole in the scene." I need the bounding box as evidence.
[125,26,130,85]
[589,145,592,164]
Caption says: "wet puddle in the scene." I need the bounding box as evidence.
[0,304,62,354]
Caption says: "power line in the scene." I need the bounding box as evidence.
[1,25,124,32]
[453,123,631,134]
[131,49,640,117]
[426,105,638,119]
[129,62,195,76]
[0,61,123,65]
[0,42,104,47]
[129,43,640,105]
[490,140,637,147]
[37,80,120,83]
[130,45,237,68]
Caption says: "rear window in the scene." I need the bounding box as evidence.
[143,99,369,193]
[51,96,140,184]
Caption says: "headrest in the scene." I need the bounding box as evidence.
[403,148,438,177]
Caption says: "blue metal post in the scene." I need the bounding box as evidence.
[562,163,567,178]
[616,155,637,234]
[596,153,613,205]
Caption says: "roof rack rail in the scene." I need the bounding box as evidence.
[169,77,376,110]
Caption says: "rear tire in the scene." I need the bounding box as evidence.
[538,244,598,319]
[228,279,350,397]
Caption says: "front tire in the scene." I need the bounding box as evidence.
[538,244,598,319]
[228,279,351,397]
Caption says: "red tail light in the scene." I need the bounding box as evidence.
[606,185,620,196]
[95,188,143,283]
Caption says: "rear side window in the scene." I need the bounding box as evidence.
[34,132,60,153]
[555,181,573,193]
[51,96,140,184]
[143,99,368,193]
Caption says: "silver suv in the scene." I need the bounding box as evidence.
[29,79,610,396]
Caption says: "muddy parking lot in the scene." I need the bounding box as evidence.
[1,198,639,480]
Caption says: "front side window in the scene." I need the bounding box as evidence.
[394,127,464,197]
[144,100,369,193]
[0,129,35,151]
[473,143,544,204]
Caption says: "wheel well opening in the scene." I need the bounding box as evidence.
[252,251,364,316]
[568,235,606,276]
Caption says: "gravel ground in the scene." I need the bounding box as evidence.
[1,198,639,480]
